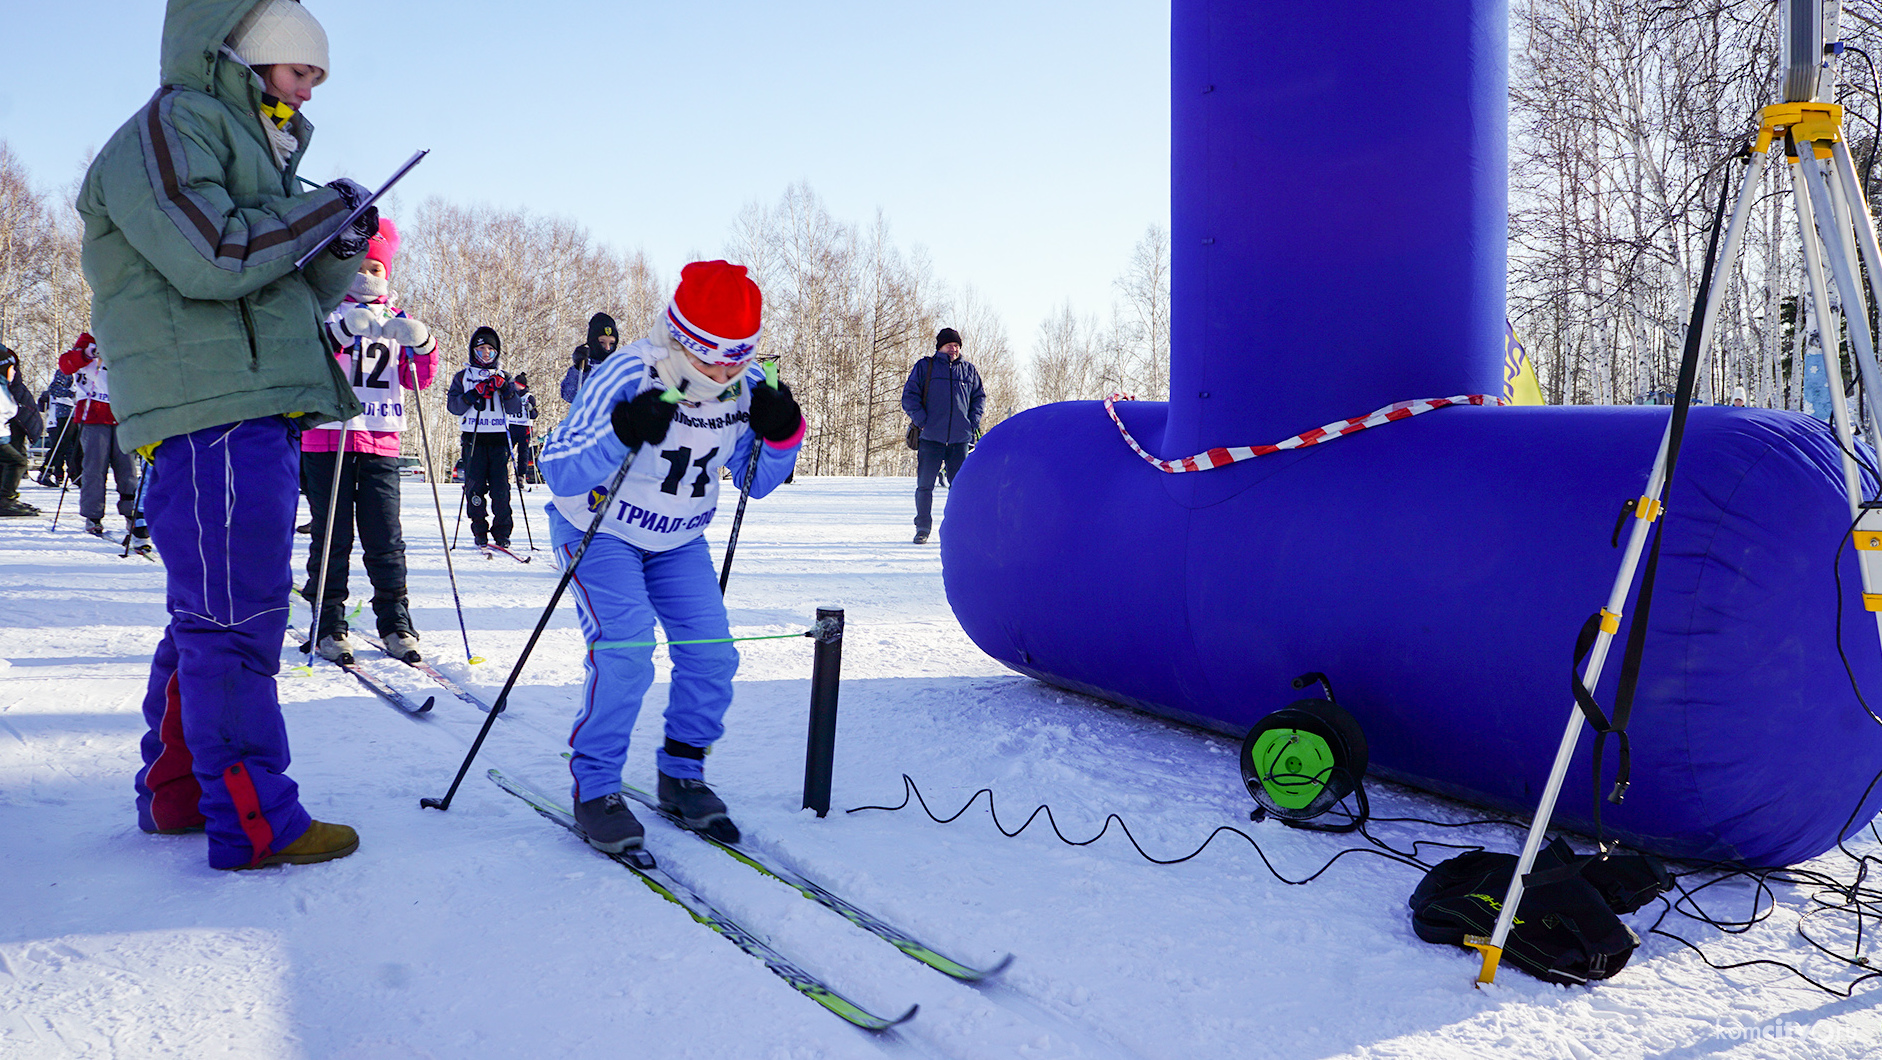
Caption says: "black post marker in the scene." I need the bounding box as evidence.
[802,608,844,817]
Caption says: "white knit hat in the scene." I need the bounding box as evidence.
[228,0,330,84]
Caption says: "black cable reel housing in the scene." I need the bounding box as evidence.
[1240,672,1371,832]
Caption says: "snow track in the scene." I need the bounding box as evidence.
[3,475,1880,1058]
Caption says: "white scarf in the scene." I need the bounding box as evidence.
[263,119,299,169]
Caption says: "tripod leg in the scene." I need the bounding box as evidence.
[1799,143,1882,652]
[1473,149,1765,985]
[1826,141,1882,444]
[1790,147,1870,514]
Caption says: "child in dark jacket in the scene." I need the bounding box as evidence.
[0,346,45,516]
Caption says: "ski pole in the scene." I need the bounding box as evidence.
[304,425,352,661]
[422,388,682,812]
[452,425,478,550]
[411,361,480,664]
[119,454,151,557]
[293,150,428,270]
[45,409,79,531]
[719,359,779,595]
[512,428,537,551]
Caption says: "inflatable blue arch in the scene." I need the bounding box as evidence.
[940,0,1882,867]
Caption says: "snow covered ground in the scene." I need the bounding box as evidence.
[2,474,1879,1059]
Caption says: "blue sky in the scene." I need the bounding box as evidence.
[2,0,1170,356]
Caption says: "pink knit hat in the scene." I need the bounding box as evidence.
[365,217,400,274]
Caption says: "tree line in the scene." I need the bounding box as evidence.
[0,143,1170,475]
[1510,0,1882,413]
[20,6,1882,468]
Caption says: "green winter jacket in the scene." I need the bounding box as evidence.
[78,0,363,452]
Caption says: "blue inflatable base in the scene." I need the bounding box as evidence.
[941,401,1882,867]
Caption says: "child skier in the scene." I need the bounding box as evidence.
[80,0,377,869]
[509,371,538,485]
[303,217,439,662]
[444,327,521,550]
[36,368,82,488]
[57,333,142,540]
[540,260,803,852]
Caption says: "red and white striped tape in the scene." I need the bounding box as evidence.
[1103,392,1508,473]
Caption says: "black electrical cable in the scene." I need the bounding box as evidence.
[847,776,1436,883]
[1839,44,1882,195]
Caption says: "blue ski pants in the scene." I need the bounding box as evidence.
[549,509,737,801]
[133,418,313,868]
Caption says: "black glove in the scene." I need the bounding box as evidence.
[747,381,802,443]
[611,389,679,449]
[326,178,378,259]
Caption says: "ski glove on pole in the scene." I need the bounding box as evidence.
[380,317,436,355]
[611,389,680,449]
[748,381,802,442]
[337,306,379,342]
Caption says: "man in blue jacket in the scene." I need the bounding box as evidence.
[901,327,985,544]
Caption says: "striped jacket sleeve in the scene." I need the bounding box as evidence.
[539,352,651,496]
[103,87,351,301]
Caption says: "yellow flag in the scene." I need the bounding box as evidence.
[1503,320,1545,405]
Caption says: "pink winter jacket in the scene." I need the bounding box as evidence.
[303,299,438,457]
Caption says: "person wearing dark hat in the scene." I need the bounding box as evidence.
[0,346,45,517]
[901,327,985,543]
[509,370,538,484]
[445,326,523,549]
[561,312,620,402]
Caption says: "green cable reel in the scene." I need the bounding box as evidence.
[1239,672,1370,832]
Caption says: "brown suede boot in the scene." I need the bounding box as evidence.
[223,820,359,870]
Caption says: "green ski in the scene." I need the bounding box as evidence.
[620,781,1013,982]
[488,768,917,1032]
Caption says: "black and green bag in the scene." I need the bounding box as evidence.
[1408,838,1668,985]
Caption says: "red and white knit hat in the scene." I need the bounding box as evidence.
[664,260,762,366]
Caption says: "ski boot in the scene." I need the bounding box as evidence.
[316,632,355,664]
[572,792,645,854]
[657,772,740,844]
[383,631,421,664]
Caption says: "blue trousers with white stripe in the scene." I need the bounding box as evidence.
[550,508,737,802]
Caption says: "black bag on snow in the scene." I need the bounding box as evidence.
[1408,838,1667,985]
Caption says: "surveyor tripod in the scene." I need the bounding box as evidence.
[1472,100,1882,985]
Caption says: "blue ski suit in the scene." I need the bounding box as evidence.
[539,335,801,801]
